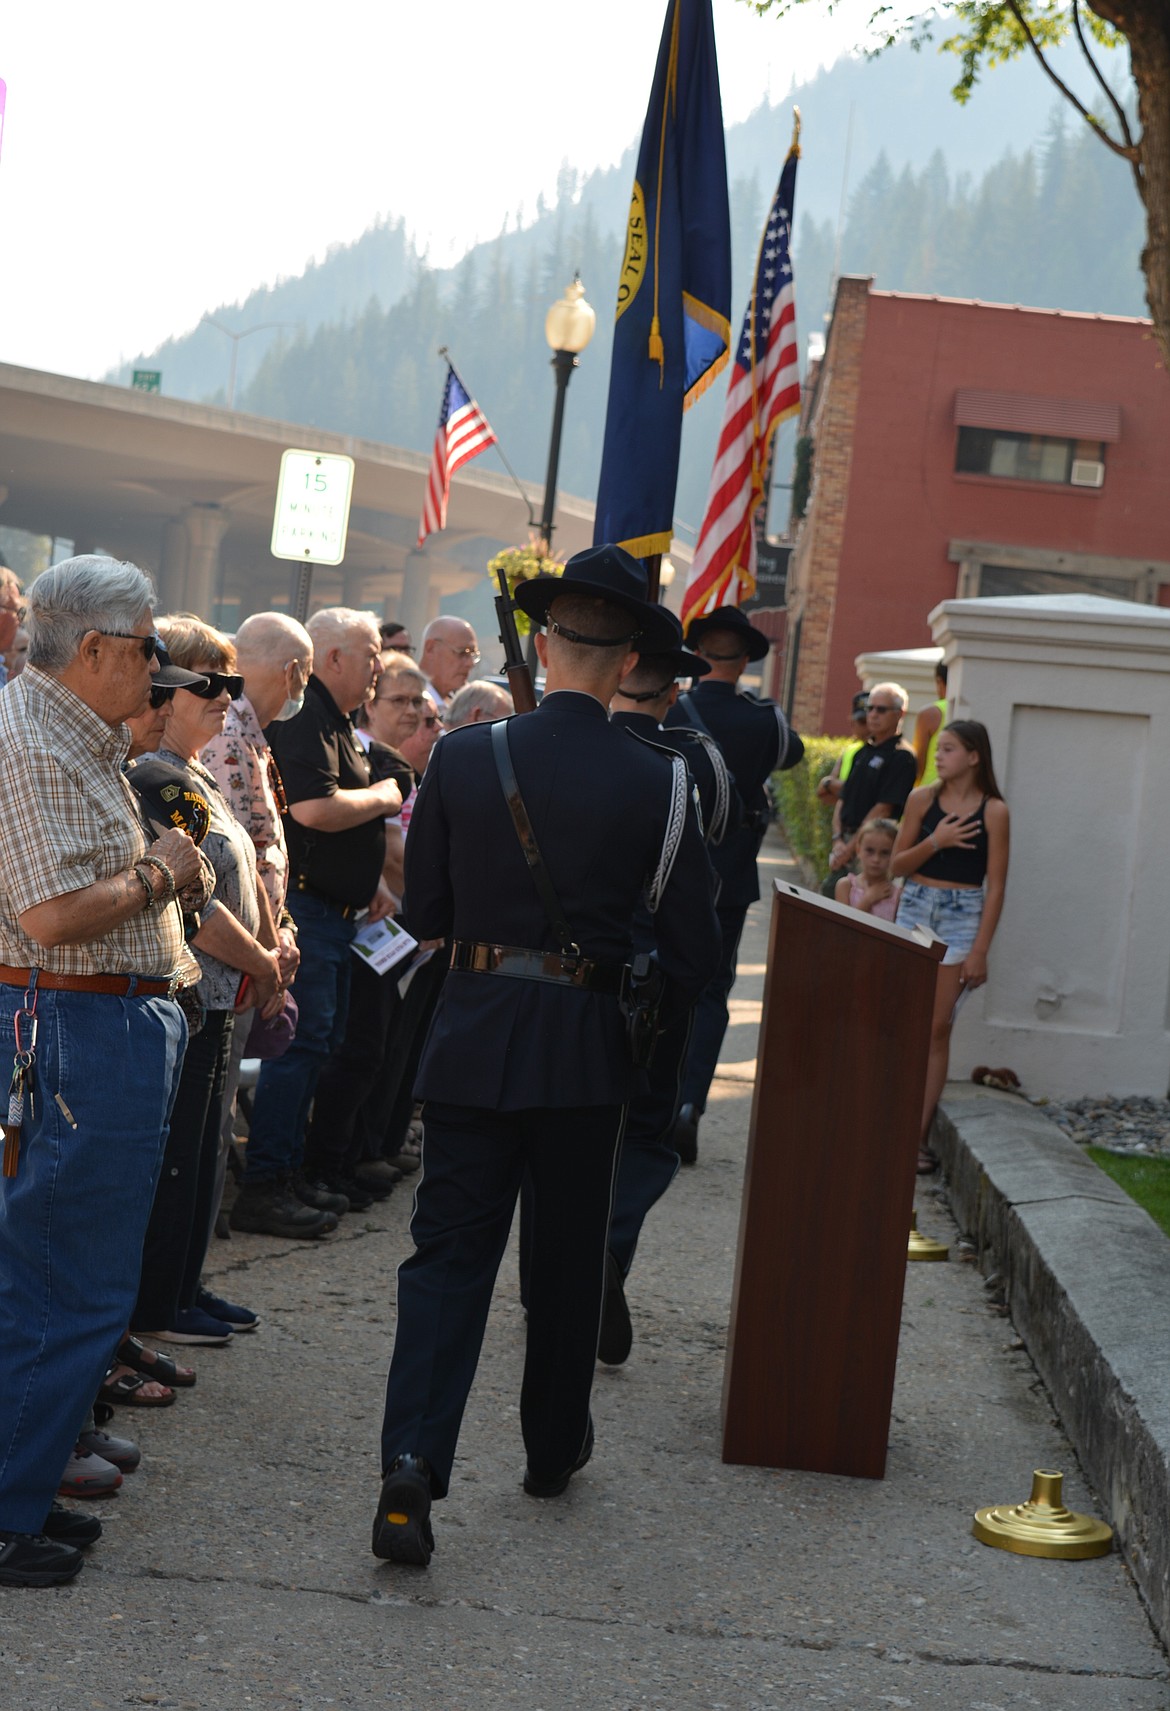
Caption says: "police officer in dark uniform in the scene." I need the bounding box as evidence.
[664,606,804,1165]
[598,617,736,1363]
[372,547,720,1568]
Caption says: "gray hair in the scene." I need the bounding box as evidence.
[869,680,909,713]
[378,650,425,690]
[445,679,514,729]
[306,606,380,655]
[27,555,156,672]
[235,610,313,669]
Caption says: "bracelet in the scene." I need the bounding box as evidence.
[928,831,940,852]
[137,854,177,907]
[131,863,155,910]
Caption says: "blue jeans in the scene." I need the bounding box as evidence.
[0,984,186,1531]
[243,892,355,1183]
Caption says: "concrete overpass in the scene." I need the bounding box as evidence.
[0,362,596,635]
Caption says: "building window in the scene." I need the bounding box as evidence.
[955,428,1105,488]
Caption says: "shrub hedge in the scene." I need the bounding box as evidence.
[772,736,850,880]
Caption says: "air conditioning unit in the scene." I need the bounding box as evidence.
[1070,459,1105,488]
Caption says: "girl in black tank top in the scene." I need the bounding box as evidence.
[890,721,1011,1174]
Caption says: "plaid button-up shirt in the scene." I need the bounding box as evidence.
[0,667,188,979]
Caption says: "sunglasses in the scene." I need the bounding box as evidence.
[187,671,244,701]
[867,704,899,715]
[98,630,160,661]
[148,683,176,710]
[422,714,442,729]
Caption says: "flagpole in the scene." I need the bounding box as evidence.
[437,347,536,530]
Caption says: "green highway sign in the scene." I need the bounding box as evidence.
[132,369,162,392]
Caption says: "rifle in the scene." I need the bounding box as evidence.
[494,565,537,714]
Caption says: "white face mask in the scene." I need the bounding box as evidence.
[272,690,305,722]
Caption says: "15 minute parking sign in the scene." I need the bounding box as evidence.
[271,449,355,565]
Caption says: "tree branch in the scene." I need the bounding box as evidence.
[1005,0,1142,169]
[1071,0,1136,149]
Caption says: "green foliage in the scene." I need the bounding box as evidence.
[486,539,564,638]
[772,736,848,877]
[791,436,814,520]
[1087,1147,1170,1241]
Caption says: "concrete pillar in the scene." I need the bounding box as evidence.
[158,518,189,612]
[931,592,1170,1097]
[398,550,432,643]
[342,565,367,611]
[182,505,229,619]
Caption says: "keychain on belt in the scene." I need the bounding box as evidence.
[2,979,39,1178]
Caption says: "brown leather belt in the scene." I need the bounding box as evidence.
[0,964,180,999]
[449,940,628,997]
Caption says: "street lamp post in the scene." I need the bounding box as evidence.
[539,276,596,548]
[201,315,300,409]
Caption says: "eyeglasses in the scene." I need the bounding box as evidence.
[187,671,245,701]
[148,683,176,710]
[422,714,442,729]
[440,642,480,662]
[96,630,160,661]
[867,704,899,715]
[376,693,426,708]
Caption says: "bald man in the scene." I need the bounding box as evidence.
[418,616,480,710]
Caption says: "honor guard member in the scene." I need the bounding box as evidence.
[599,616,736,1363]
[372,546,720,1568]
[664,605,803,1165]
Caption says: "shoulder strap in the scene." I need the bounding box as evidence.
[490,719,579,957]
[677,691,716,743]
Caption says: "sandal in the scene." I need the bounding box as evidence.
[97,1364,176,1408]
[917,1147,939,1175]
[117,1335,196,1389]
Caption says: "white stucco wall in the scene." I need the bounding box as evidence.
[931,593,1170,1099]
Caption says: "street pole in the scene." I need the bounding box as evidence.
[539,349,577,548]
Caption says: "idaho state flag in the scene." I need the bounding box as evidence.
[593,0,731,558]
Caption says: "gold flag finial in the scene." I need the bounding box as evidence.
[791,106,802,158]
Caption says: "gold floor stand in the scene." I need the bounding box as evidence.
[908,1210,949,1262]
[973,1469,1113,1559]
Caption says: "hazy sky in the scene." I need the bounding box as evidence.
[0,0,872,380]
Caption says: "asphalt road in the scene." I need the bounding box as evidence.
[4,835,1167,1709]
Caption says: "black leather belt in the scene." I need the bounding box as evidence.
[450,940,629,997]
[294,879,361,919]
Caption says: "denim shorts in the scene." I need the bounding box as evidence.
[896,880,985,966]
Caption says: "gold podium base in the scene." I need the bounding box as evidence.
[973,1469,1113,1559]
[907,1210,948,1262]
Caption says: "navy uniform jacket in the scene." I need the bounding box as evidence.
[405,691,720,1111]
[665,680,803,910]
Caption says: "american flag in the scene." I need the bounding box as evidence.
[681,144,800,626]
[417,363,498,547]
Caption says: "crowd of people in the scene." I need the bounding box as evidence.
[0,543,1006,1586]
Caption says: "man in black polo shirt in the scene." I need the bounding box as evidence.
[230,608,403,1239]
[828,680,917,884]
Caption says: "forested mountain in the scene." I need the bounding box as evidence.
[105,40,1141,547]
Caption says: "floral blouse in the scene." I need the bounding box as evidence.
[200,695,290,920]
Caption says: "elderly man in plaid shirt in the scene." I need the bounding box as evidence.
[0,556,204,1588]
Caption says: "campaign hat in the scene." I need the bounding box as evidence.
[633,609,711,682]
[685,604,770,663]
[514,544,678,653]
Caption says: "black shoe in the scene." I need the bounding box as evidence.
[672,1102,700,1166]
[229,1176,336,1239]
[372,1455,435,1567]
[0,1531,84,1586]
[40,1502,103,1547]
[308,1170,375,1212]
[597,1251,633,1367]
[293,1172,350,1215]
[523,1419,595,1499]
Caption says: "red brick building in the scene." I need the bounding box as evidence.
[782,278,1170,733]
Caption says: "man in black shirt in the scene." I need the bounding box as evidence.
[230,608,403,1240]
[828,680,917,883]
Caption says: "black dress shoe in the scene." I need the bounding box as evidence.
[0,1531,84,1586]
[671,1102,700,1166]
[40,1502,103,1547]
[292,1172,350,1215]
[597,1251,633,1366]
[372,1455,435,1567]
[523,1419,595,1499]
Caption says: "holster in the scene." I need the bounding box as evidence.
[620,951,665,1070]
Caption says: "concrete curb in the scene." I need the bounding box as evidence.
[934,1083,1170,1649]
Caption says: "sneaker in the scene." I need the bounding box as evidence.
[58,1449,122,1498]
[293,1172,350,1216]
[41,1503,103,1547]
[230,1176,337,1239]
[371,1455,434,1567]
[0,1531,84,1587]
[354,1159,404,1191]
[75,1429,140,1474]
[196,1288,260,1332]
[147,1306,234,1346]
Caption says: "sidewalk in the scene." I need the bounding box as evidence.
[6,831,1168,1709]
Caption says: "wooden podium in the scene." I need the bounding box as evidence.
[722,880,945,1479]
